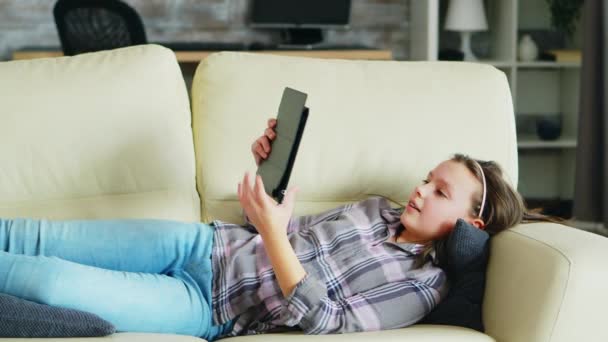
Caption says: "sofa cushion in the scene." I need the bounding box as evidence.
[421,219,490,332]
[0,293,115,337]
[221,325,494,341]
[191,52,517,224]
[0,44,200,222]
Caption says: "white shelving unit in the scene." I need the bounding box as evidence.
[410,0,582,206]
[517,135,577,149]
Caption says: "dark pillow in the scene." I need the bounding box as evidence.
[0,293,115,337]
[419,218,490,332]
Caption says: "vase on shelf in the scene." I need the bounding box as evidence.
[536,114,562,141]
[518,34,539,62]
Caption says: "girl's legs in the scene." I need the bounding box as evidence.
[0,251,210,337]
[0,218,231,340]
[0,218,212,273]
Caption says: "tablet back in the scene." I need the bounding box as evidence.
[257,87,308,203]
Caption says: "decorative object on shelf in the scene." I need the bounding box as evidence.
[519,29,566,51]
[536,114,562,141]
[445,0,488,61]
[545,0,585,37]
[518,29,568,62]
[518,34,539,61]
[546,49,582,62]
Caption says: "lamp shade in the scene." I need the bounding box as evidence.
[445,0,488,32]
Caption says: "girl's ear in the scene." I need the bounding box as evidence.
[468,218,486,230]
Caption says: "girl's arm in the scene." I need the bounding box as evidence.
[258,227,306,297]
[237,172,305,297]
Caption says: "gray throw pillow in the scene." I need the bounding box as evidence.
[0,293,115,337]
[420,218,490,332]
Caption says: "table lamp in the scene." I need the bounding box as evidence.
[445,0,488,61]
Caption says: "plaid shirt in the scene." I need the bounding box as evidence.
[211,196,448,337]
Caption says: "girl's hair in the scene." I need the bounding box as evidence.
[450,153,565,235]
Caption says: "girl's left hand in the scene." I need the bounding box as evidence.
[237,172,299,237]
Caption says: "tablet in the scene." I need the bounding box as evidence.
[256,87,309,203]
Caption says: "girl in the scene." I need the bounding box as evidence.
[0,118,540,341]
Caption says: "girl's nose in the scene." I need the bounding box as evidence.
[415,184,427,198]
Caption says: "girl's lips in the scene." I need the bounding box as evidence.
[407,202,420,212]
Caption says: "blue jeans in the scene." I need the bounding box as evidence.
[0,218,233,341]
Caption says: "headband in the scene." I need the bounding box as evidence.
[473,160,487,218]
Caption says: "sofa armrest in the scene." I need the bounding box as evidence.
[483,222,608,342]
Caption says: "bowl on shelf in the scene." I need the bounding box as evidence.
[536,114,562,141]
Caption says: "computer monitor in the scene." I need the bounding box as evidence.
[249,0,352,46]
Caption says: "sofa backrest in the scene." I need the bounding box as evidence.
[192,52,517,224]
[0,45,200,221]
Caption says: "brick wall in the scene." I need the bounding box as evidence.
[0,0,410,61]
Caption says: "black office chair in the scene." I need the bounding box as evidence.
[53,0,147,56]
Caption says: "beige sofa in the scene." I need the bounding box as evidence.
[0,45,606,342]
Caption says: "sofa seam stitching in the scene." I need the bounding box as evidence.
[507,228,571,342]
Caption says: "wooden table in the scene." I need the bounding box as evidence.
[12,49,393,62]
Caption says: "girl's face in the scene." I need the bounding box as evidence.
[399,160,484,243]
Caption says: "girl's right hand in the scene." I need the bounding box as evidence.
[251,118,277,166]
[237,172,298,237]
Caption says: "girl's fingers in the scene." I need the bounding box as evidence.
[256,141,269,158]
[242,172,252,198]
[245,173,259,199]
[241,173,258,209]
[238,180,249,210]
[258,136,271,153]
[268,118,277,128]
[251,141,261,165]
[265,127,276,140]
[253,175,266,203]
[239,176,245,201]
[255,143,268,158]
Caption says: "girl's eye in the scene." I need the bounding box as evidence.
[422,179,429,184]
[436,189,448,198]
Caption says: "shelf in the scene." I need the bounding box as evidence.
[473,60,582,68]
[12,48,394,62]
[517,61,581,69]
[517,135,577,149]
[476,60,515,67]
